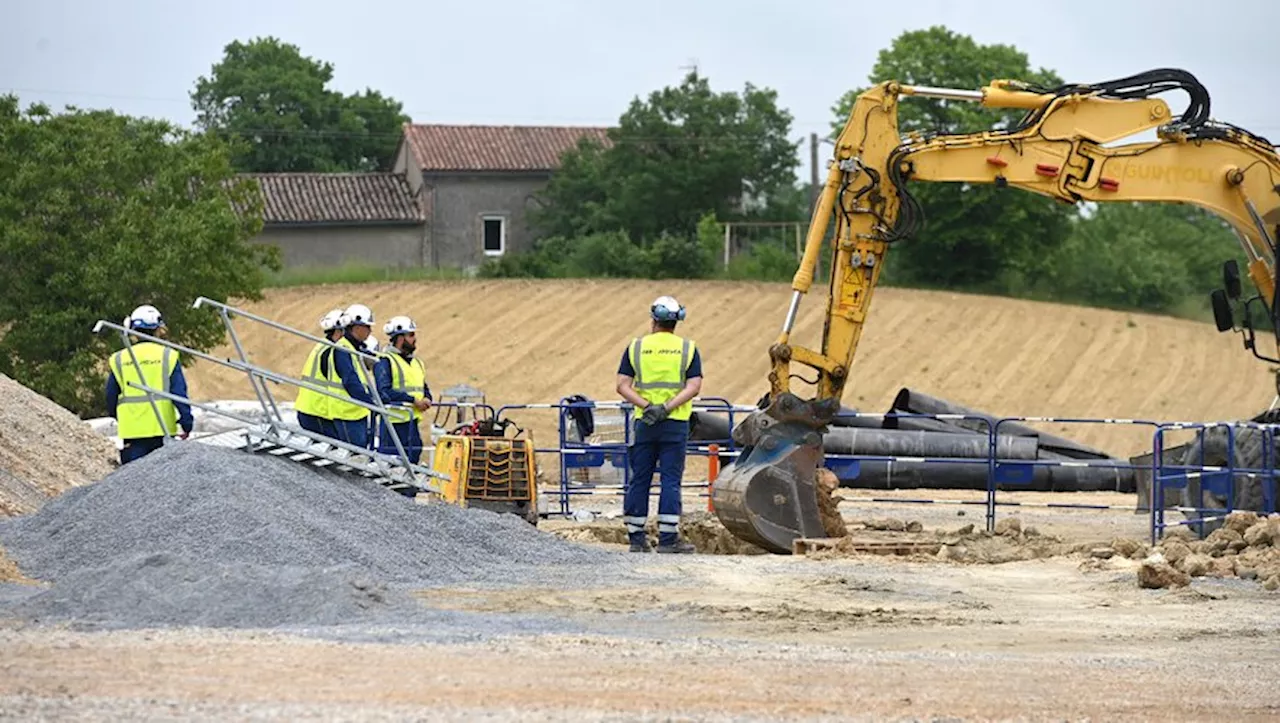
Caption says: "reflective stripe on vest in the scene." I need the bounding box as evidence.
[629,332,695,421]
[326,337,373,421]
[110,342,179,439]
[385,352,427,424]
[294,342,342,419]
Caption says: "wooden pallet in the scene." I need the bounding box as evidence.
[792,537,943,556]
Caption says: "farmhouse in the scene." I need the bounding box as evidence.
[392,124,611,269]
[243,172,427,269]
[244,124,611,272]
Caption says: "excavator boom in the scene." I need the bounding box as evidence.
[712,69,1280,554]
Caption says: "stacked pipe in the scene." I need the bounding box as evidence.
[691,388,1136,493]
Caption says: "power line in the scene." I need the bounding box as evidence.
[8,85,1277,134]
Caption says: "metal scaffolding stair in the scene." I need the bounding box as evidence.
[93,297,449,498]
[240,425,437,495]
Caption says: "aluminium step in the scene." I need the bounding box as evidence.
[242,428,430,494]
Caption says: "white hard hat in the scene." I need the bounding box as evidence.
[383,315,417,337]
[363,337,380,353]
[340,303,374,328]
[128,304,165,330]
[650,295,685,323]
[319,308,344,332]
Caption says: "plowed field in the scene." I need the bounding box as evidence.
[184,279,1274,458]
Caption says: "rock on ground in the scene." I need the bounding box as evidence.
[815,468,848,538]
[0,373,118,517]
[550,512,766,555]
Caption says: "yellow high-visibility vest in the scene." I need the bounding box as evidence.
[384,351,428,424]
[109,341,180,439]
[294,342,340,419]
[326,337,373,422]
[628,332,697,422]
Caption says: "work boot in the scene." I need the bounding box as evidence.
[628,535,651,553]
[656,540,696,554]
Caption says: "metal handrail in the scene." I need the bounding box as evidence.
[190,296,415,471]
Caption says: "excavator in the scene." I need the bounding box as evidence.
[710,68,1280,553]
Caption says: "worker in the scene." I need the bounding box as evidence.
[325,303,378,449]
[357,335,382,449]
[294,308,344,438]
[105,304,194,465]
[615,295,703,554]
[374,315,432,471]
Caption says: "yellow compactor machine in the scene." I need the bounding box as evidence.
[430,414,540,526]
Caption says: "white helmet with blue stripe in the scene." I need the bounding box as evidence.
[650,295,685,323]
[128,304,165,330]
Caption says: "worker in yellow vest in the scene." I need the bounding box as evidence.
[105,304,194,464]
[294,308,345,439]
[614,295,703,554]
[374,316,432,474]
[325,303,378,449]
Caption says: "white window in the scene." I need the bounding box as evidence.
[481,216,505,256]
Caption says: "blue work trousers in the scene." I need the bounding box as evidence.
[377,419,423,464]
[120,436,165,465]
[624,419,689,546]
[333,418,369,450]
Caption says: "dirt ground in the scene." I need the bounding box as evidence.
[183,279,1275,458]
[4,490,1278,721]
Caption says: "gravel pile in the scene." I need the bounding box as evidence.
[4,552,421,629]
[0,442,625,629]
[0,373,119,517]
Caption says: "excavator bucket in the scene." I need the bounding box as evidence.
[711,415,828,554]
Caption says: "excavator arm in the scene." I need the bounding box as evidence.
[711,69,1280,554]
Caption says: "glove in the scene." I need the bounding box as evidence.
[640,403,669,425]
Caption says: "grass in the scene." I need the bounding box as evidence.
[264,263,470,288]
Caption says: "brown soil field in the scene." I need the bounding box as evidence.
[184,279,1274,459]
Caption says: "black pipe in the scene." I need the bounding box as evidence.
[891,388,1115,460]
[831,458,1136,492]
[823,427,1039,460]
[882,414,981,435]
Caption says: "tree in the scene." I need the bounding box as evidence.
[532,71,800,247]
[831,26,1076,290]
[1045,202,1243,312]
[0,96,280,416]
[190,37,408,173]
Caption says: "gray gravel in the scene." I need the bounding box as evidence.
[0,442,639,630]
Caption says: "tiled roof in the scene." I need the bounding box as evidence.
[242,173,424,225]
[403,124,613,173]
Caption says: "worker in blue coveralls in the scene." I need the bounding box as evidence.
[325,303,378,450]
[105,304,194,464]
[615,295,703,554]
[374,316,433,487]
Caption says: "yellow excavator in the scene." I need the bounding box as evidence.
[711,68,1280,553]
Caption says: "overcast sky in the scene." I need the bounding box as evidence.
[5,0,1278,163]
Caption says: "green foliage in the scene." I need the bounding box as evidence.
[190,37,409,173]
[478,230,709,279]
[723,244,798,282]
[531,71,800,247]
[265,263,467,288]
[1041,202,1246,313]
[0,96,279,416]
[830,26,1076,290]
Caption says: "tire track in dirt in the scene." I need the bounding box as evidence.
[185,280,1278,458]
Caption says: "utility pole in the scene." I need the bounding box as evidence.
[809,133,820,213]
